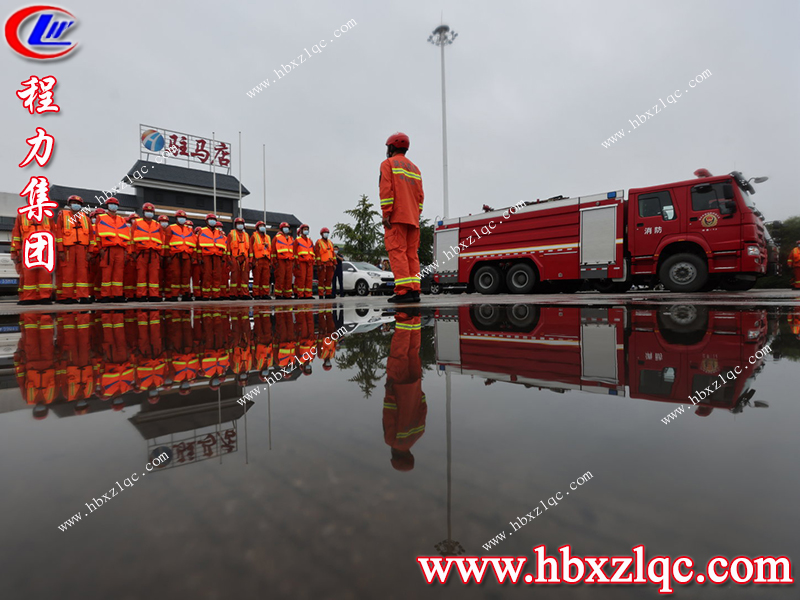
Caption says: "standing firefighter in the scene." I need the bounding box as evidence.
[228,217,251,299]
[379,132,424,303]
[315,227,336,299]
[191,224,202,300]
[165,210,195,301]
[788,240,800,290]
[294,224,314,299]
[272,222,294,299]
[251,221,272,299]
[11,210,55,306]
[88,209,104,300]
[197,214,227,300]
[130,203,163,301]
[94,197,130,302]
[55,195,92,304]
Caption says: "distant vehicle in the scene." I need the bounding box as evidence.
[0,254,19,295]
[434,169,774,294]
[342,261,394,296]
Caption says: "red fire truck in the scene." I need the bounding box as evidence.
[432,169,775,294]
[434,303,771,417]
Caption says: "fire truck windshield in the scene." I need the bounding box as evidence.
[739,188,757,210]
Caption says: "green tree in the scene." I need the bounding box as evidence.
[419,217,434,267]
[334,194,385,263]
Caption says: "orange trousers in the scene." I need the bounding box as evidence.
[201,254,223,298]
[136,249,161,298]
[384,223,421,295]
[252,258,271,296]
[792,266,800,289]
[192,259,202,298]
[18,263,54,302]
[318,263,334,297]
[167,254,192,297]
[57,244,90,300]
[230,257,250,298]
[100,246,126,298]
[295,260,313,298]
[274,259,294,298]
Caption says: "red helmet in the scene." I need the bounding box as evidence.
[206,213,218,221]
[67,194,84,205]
[323,359,332,371]
[126,213,139,223]
[32,403,49,420]
[112,398,126,411]
[158,215,169,222]
[175,209,187,218]
[299,224,310,233]
[142,202,155,212]
[255,220,266,228]
[320,227,330,235]
[279,221,289,230]
[193,226,202,234]
[105,197,120,206]
[386,132,410,149]
[74,400,89,415]
[185,220,193,227]
[234,217,245,225]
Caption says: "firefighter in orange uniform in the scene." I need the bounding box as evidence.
[97,312,135,402]
[54,195,92,304]
[165,210,195,301]
[228,217,251,299]
[251,221,272,299]
[15,314,57,419]
[382,310,426,471]
[122,213,138,300]
[191,224,203,300]
[315,227,336,299]
[157,215,170,299]
[94,197,130,302]
[379,132,424,303]
[787,240,800,290]
[11,208,55,306]
[272,222,294,299]
[88,208,104,300]
[293,224,314,299]
[130,203,163,301]
[197,214,228,300]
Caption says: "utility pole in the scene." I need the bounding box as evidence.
[428,24,458,219]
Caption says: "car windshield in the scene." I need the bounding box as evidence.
[350,262,381,271]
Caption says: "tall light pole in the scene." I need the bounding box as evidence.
[428,24,458,219]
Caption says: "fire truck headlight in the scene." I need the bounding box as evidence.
[747,329,760,340]
[746,246,760,256]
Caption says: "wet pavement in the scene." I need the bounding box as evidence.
[1,297,799,599]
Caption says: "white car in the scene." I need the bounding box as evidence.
[342,261,395,296]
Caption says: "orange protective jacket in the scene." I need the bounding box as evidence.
[166,223,196,255]
[56,209,91,249]
[315,238,335,263]
[197,226,228,256]
[788,247,800,268]
[130,218,162,252]
[95,213,131,248]
[272,233,294,260]
[251,231,271,260]
[228,230,250,258]
[379,154,424,227]
[11,214,55,254]
[294,236,314,262]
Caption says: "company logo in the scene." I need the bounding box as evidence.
[700,356,719,374]
[700,212,719,228]
[4,5,78,60]
[141,129,165,152]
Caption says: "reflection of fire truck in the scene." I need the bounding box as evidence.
[433,169,776,294]
[434,303,770,417]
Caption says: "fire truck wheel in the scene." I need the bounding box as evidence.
[506,304,539,329]
[472,304,503,328]
[659,253,708,293]
[657,304,709,337]
[506,263,537,294]
[474,265,502,295]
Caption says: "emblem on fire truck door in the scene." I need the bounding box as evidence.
[700,213,719,228]
[700,356,719,374]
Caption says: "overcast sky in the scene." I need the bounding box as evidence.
[3,0,798,229]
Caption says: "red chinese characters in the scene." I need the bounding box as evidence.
[19,126,55,167]
[16,75,60,114]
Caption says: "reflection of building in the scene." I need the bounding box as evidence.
[436,304,771,417]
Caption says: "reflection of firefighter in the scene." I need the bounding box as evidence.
[294,225,314,299]
[253,306,274,380]
[228,218,251,299]
[11,212,55,305]
[166,310,198,394]
[15,314,57,418]
[295,306,315,375]
[135,310,166,405]
[272,223,294,299]
[382,310,426,471]
[275,308,296,369]
[98,312,135,406]
[317,308,337,370]
[788,240,800,290]
[55,195,92,303]
[315,228,335,299]
[251,221,272,299]
[789,306,800,340]
[95,198,130,302]
[56,312,95,407]
[198,309,230,389]
[231,308,253,379]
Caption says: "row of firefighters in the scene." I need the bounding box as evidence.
[11,195,339,304]
[15,307,427,471]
